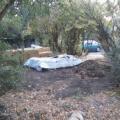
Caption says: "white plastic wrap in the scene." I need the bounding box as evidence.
[24,54,82,71]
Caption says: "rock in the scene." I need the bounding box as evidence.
[69,111,84,120]
[34,112,40,120]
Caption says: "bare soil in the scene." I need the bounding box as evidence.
[0,56,120,120]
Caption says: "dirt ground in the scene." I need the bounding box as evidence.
[0,53,120,120]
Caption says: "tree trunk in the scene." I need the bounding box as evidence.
[97,23,116,52]
[50,24,61,52]
[65,27,80,55]
[0,0,16,21]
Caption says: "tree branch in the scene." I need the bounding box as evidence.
[0,0,16,21]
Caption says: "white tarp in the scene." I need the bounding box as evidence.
[24,54,82,71]
[31,44,42,48]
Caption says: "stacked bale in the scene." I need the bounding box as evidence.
[5,47,52,61]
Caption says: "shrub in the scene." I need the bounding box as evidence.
[0,41,23,95]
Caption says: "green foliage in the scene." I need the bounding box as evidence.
[0,0,101,54]
[0,41,11,51]
[0,42,23,95]
[0,66,21,93]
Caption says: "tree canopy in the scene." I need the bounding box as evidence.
[0,0,119,53]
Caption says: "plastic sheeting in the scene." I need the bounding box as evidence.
[24,54,82,71]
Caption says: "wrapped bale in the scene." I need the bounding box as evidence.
[5,47,52,61]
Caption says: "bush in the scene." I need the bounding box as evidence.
[0,41,23,95]
[108,47,120,83]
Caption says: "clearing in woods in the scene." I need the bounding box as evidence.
[0,52,120,120]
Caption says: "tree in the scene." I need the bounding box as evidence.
[30,0,63,52]
[57,0,97,54]
[0,0,23,95]
[0,0,16,21]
